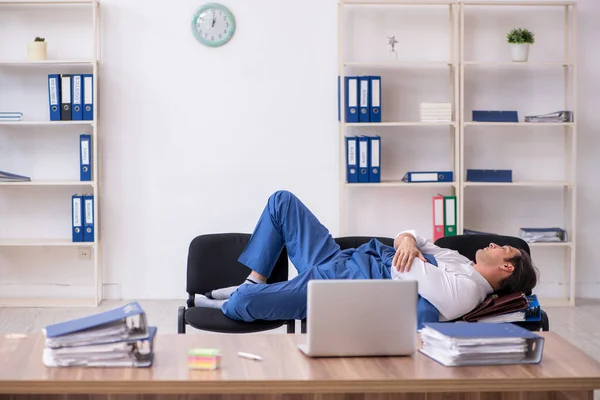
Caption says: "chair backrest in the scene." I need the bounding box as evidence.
[186,233,289,298]
[334,236,394,250]
[434,234,531,260]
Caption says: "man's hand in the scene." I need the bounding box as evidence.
[392,234,426,272]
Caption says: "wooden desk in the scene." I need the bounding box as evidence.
[1,332,600,400]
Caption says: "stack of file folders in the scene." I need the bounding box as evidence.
[0,111,22,121]
[420,102,452,122]
[519,227,567,242]
[42,301,157,367]
[524,111,573,123]
[476,294,541,323]
[419,322,544,366]
[0,170,30,182]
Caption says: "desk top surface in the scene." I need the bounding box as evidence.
[1,332,600,394]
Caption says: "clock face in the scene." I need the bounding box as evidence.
[191,3,235,47]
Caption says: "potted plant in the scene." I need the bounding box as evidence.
[506,28,534,62]
[28,37,47,61]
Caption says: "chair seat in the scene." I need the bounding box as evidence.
[185,306,286,334]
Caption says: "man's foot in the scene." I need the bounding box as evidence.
[205,274,265,300]
[194,295,227,309]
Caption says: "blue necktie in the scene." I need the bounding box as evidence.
[417,253,441,329]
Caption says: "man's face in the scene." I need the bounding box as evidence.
[476,242,521,269]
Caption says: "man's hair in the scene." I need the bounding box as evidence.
[497,249,539,295]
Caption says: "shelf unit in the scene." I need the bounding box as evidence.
[459,0,577,306]
[338,0,461,235]
[338,0,578,306]
[0,0,101,307]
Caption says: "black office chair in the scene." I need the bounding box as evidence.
[177,233,295,334]
[434,234,549,331]
[300,234,548,333]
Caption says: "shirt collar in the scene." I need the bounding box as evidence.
[467,262,494,295]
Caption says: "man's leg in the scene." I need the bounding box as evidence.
[221,265,320,322]
[206,190,341,299]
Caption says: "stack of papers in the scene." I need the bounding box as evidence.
[419,322,544,366]
[42,301,157,368]
[524,111,573,123]
[0,170,30,182]
[0,111,22,121]
[420,102,452,122]
[519,227,566,242]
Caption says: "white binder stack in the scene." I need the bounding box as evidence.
[420,102,452,122]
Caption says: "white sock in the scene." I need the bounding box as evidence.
[194,295,227,309]
[205,274,265,300]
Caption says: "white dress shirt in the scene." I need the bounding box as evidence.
[392,230,494,321]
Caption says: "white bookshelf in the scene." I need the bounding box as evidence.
[338,0,578,306]
[0,0,102,307]
[459,0,577,306]
[338,0,460,236]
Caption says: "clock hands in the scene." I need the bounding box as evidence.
[211,10,216,28]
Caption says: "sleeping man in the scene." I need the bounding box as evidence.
[195,190,538,324]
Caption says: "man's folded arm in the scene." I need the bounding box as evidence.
[394,229,447,257]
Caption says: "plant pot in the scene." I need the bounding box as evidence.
[510,43,529,62]
[28,42,47,61]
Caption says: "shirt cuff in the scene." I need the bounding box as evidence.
[394,230,417,241]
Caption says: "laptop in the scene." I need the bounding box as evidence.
[297,279,418,357]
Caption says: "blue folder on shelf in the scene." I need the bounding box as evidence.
[472,110,518,123]
[369,75,381,123]
[80,134,92,181]
[357,136,369,183]
[71,74,83,120]
[82,73,94,121]
[345,136,358,183]
[402,171,453,183]
[368,135,380,183]
[72,194,83,243]
[83,194,94,242]
[466,169,512,182]
[47,74,61,121]
[359,76,370,123]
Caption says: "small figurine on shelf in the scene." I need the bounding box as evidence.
[387,35,398,61]
[28,37,47,61]
[506,28,534,62]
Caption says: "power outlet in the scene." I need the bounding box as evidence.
[78,247,92,260]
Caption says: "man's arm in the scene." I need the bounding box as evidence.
[394,230,447,256]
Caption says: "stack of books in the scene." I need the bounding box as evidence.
[519,227,567,242]
[419,322,544,367]
[420,102,452,122]
[0,111,22,121]
[0,170,30,182]
[42,301,157,368]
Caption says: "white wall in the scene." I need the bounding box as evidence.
[0,0,599,301]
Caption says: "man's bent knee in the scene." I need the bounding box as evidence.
[221,295,256,322]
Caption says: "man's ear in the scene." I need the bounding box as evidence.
[501,263,515,273]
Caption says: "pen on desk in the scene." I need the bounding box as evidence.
[238,352,263,361]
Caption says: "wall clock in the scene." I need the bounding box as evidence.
[191,3,235,47]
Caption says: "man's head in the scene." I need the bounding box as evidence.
[473,242,538,295]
